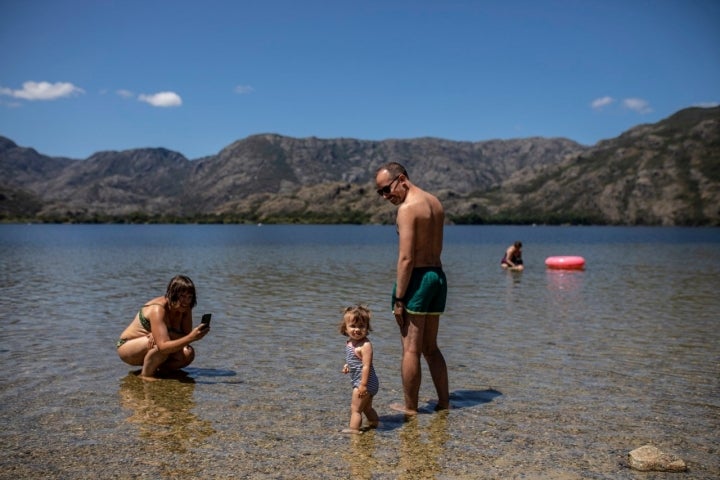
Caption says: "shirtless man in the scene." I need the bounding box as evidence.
[375,162,449,415]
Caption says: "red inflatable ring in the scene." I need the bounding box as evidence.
[545,256,585,270]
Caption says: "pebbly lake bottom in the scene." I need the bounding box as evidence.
[2,354,717,480]
[0,224,719,478]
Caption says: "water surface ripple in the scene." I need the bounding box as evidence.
[0,224,718,479]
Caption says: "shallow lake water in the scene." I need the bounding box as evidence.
[0,224,718,479]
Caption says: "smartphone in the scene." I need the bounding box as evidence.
[201,313,212,327]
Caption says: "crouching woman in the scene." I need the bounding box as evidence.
[117,275,209,379]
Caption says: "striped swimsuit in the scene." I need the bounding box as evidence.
[345,340,379,396]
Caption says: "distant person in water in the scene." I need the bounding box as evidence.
[340,304,380,434]
[501,241,524,271]
[116,275,210,380]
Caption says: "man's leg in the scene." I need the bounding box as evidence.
[422,315,449,410]
[399,313,425,414]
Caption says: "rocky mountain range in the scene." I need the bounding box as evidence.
[1,106,718,225]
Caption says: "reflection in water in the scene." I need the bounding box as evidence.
[342,410,452,479]
[344,432,378,480]
[506,269,523,286]
[545,269,584,294]
[545,269,586,321]
[398,412,449,479]
[118,373,215,476]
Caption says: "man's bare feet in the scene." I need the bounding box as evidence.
[342,428,362,435]
[390,403,418,416]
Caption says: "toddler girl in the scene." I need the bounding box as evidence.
[340,305,380,434]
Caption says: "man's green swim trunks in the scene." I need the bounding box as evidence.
[392,266,447,315]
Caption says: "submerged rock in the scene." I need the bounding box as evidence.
[628,445,687,472]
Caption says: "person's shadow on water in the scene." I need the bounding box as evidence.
[446,388,503,409]
[378,388,502,431]
[181,367,243,384]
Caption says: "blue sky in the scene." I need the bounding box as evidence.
[1,0,718,160]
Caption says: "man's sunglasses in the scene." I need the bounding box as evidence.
[376,175,401,196]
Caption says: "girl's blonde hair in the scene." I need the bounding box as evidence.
[339,304,372,336]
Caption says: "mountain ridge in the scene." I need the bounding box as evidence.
[1,106,718,225]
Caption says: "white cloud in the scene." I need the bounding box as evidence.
[0,99,23,108]
[591,96,615,110]
[138,91,182,107]
[693,101,719,108]
[592,95,654,114]
[0,81,84,100]
[622,97,652,114]
[116,89,135,98]
[234,85,254,94]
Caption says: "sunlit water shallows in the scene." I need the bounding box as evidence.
[1,224,718,479]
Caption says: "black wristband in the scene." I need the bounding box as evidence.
[395,297,405,303]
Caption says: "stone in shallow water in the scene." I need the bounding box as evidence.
[628,445,687,472]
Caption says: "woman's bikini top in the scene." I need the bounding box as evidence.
[138,303,165,331]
